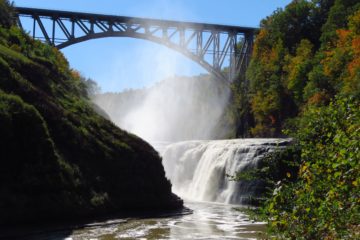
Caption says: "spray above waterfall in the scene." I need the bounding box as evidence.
[94,75,232,142]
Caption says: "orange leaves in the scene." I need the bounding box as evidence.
[250,90,281,136]
[253,29,268,58]
[70,69,81,80]
[348,36,360,76]
[347,56,360,76]
[252,28,282,67]
[336,29,350,47]
[351,36,360,55]
[321,10,360,94]
[307,91,329,106]
[322,30,349,78]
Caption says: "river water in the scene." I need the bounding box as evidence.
[65,201,266,240]
[7,202,265,240]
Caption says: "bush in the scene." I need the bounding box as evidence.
[266,96,360,239]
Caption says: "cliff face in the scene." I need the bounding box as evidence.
[0,4,182,225]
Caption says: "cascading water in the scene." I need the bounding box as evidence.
[83,76,287,238]
[158,138,290,204]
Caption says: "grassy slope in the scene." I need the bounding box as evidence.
[0,19,182,225]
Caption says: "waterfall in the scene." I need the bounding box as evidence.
[158,138,290,204]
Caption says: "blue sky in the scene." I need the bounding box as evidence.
[14,0,292,92]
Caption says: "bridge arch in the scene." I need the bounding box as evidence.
[58,31,219,80]
[16,7,256,82]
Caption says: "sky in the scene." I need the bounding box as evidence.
[13,0,292,92]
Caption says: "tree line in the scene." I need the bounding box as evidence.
[229,0,359,238]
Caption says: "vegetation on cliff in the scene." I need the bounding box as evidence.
[230,0,359,238]
[0,0,182,225]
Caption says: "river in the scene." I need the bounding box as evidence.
[65,201,266,240]
[15,201,265,240]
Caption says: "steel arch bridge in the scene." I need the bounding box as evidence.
[15,7,257,83]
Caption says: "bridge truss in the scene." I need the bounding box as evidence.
[15,7,256,82]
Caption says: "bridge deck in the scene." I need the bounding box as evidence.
[16,7,257,33]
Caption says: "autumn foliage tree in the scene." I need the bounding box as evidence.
[230,0,360,238]
[231,0,360,137]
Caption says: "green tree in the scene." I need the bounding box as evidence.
[266,96,360,239]
[283,39,314,106]
[0,0,14,28]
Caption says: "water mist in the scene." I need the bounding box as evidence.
[94,75,231,142]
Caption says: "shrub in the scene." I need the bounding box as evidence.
[266,95,360,239]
